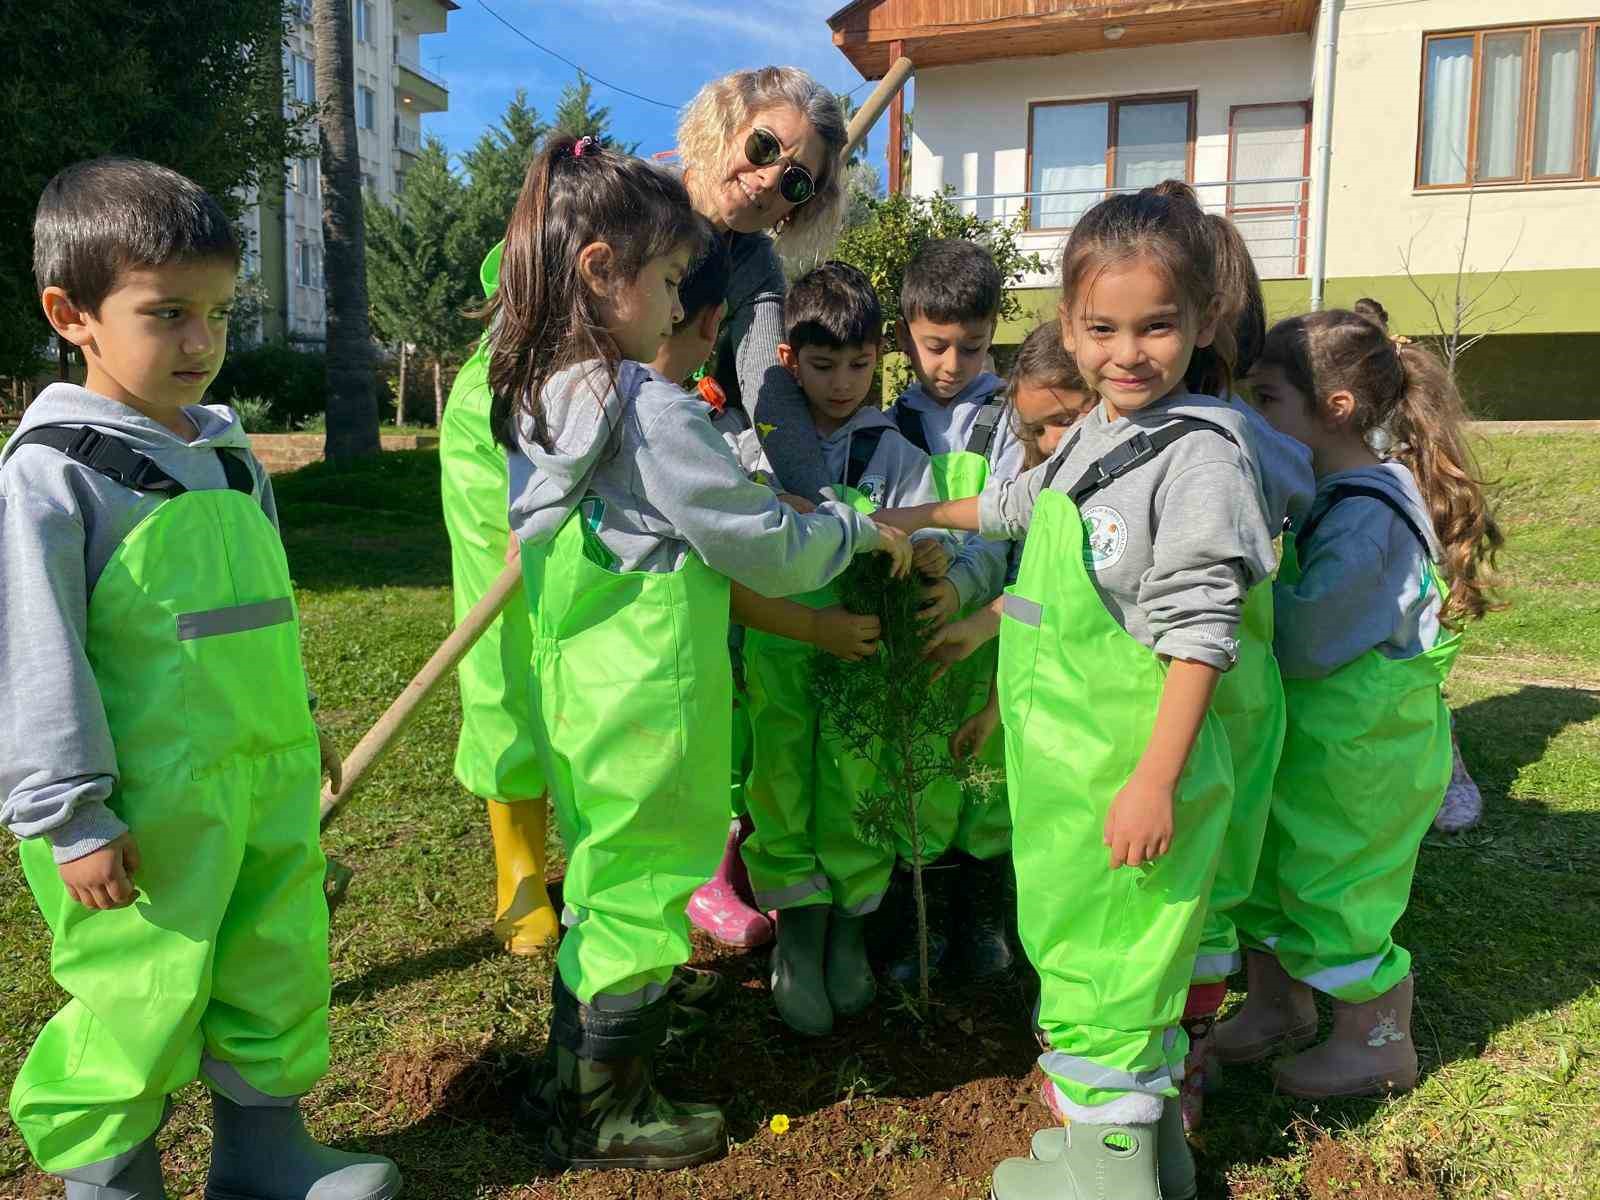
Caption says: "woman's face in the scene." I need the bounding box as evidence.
[710,104,828,234]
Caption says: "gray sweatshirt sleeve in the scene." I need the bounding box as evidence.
[729,237,830,503]
[1143,461,1267,670]
[977,458,1051,542]
[0,485,127,862]
[636,401,881,597]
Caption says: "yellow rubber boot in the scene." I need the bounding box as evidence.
[489,797,560,954]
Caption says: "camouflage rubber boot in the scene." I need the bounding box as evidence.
[1212,950,1318,1065]
[543,979,726,1172]
[62,1138,167,1200]
[1275,974,1419,1099]
[824,911,876,1018]
[993,1121,1160,1199]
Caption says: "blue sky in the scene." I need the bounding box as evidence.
[421,0,883,170]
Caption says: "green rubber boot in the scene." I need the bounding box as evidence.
[824,912,877,1018]
[542,980,726,1171]
[993,1122,1160,1199]
[63,1138,167,1200]
[1028,1100,1194,1199]
[771,906,833,1036]
[204,1092,401,1200]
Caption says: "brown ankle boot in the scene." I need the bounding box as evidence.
[1275,975,1418,1099]
[1212,950,1318,1065]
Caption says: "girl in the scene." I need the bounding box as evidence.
[488,136,910,1172]
[1215,308,1501,1099]
[880,187,1276,1200]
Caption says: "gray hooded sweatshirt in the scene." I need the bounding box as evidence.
[890,372,1018,610]
[1274,462,1444,680]
[979,390,1277,671]
[1,385,279,862]
[507,360,880,594]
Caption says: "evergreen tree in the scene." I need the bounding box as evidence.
[455,89,547,285]
[553,73,639,153]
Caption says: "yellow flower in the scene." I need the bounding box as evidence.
[769,1113,790,1135]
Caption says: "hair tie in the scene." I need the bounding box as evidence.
[1391,333,1412,347]
[573,135,599,159]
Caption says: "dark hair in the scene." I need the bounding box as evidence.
[33,157,239,314]
[783,260,882,352]
[900,238,1003,326]
[1259,309,1503,624]
[1007,320,1084,398]
[487,137,710,450]
[1352,297,1390,330]
[1061,181,1233,398]
[673,236,732,332]
[1171,190,1267,388]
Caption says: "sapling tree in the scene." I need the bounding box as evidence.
[811,553,1001,1003]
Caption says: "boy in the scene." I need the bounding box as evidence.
[884,239,1020,983]
[737,261,952,1037]
[0,158,400,1200]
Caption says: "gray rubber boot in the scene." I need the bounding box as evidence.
[1274,974,1419,1099]
[771,905,833,1036]
[204,1092,400,1200]
[63,1137,167,1200]
[1212,950,1318,1065]
[992,1122,1160,1199]
[1028,1100,1194,1199]
[825,911,877,1017]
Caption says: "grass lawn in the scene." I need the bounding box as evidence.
[2,433,1597,1198]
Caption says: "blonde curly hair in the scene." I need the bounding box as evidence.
[677,66,848,262]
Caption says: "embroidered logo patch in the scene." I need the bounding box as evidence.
[856,474,887,506]
[1082,505,1128,569]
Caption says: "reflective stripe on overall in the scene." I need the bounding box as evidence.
[522,501,731,1008]
[742,429,894,915]
[894,400,1009,862]
[999,421,1235,1111]
[1238,486,1460,1002]
[7,430,327,1177]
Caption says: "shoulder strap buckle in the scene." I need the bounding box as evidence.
[67,427,185,494]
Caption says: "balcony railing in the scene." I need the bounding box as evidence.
[947,176,1312,280]
[395,120,421,155]
[394,53,447,91]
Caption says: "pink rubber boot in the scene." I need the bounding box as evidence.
[687,816,774,948]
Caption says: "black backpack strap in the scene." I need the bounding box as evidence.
[893,404,930,455]
[1041,427,1087,489]
[1295,484,1432,558]
[1050,417,1238,506]
[845,426,889,492]
[965,401,1006,460]
[6,427,187,495]
[216,450,257,496]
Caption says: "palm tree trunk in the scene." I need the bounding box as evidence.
[314,0,380,465]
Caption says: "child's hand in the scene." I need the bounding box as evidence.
[777,493,816,514]
[871,522,914,577]
[59,833,141,910]
[918,578,960,629]
[922,607,1002,679]
[812,606,881,661]
[1104,776,1174,869]
[950,699,999,761]
[872,506,923,535]
[318,727,343,794]
[912,537,950,579]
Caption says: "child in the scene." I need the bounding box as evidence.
[440,238,560,957]
[1215,307,1501,1099]
[1,158,399,1200]
[877,186,1278,1200]
[884,239,1019,982]
[489,138,909,1171]
[736,260,955,1036]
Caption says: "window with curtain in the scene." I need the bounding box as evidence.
[1419,22,1600,187]
[358,86,376,131]
[1028,94,1194,230]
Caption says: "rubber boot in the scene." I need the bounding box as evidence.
[1212,950,1318,1065]
[1433,733,1483,833]
[885,863,954,989]
[660,965,731,1049]
[1177,985,1223,1133]
[1274,974,1419,1099]
[63,1138,167,1200]
[204,1092,400,1200]
[993,1121,1160,1200]
[1031,1097,1193,1200]
[687,816,774,948]
[770,906,833,1036]
[543,979,725,1171]
[824,911,876,1018]
[489,797,560,955]
[952,855,1015,979]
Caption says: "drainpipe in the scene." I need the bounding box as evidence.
[1306,0,1341,311]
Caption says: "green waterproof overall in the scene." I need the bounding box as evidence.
[742,433,894,916]
[8,429,328,1177]
[522,506,732,1007]
[440,241,545,803]
[1240,486,1459,1002]
[1192,576,1287,984]
[893,401,1010,863]
[998,423,1234,1113]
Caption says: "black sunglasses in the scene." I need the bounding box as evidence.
[744,127,815,207]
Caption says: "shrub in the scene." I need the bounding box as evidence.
[212,341,328,426]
